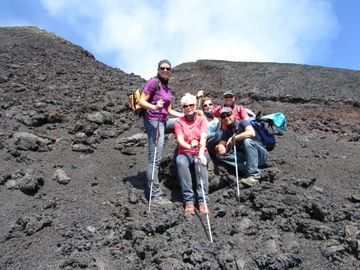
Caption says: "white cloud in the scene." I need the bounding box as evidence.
[40,0,339,78]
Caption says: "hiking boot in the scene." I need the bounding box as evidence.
[184,203,195,216]
[240,176,259,187]
[152,197,172,206]
[198,203,209,215]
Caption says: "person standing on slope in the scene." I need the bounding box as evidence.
[139,60,183,206]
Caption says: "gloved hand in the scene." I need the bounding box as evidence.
[196,153,207,166]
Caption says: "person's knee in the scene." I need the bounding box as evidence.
[242,138,253,146]
[176,155,189,168]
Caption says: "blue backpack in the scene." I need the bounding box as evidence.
[250,112,286,151]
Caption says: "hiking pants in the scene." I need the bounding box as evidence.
[144,118,165,199]
[176,153,210,205]
[216,138,268,179]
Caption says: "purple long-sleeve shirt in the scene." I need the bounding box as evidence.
[143,77,172,122]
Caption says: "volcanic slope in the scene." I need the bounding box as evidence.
[0,26,359,270]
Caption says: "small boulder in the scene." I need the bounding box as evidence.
[19,170,44,196]
[53,169,71,185]
[12,132,54,152]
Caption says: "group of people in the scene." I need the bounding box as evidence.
[138,59,269,216]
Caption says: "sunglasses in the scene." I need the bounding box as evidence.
[223,95,234,99]
[183,104,195,109]
[203,103,213,108]
[160,67,171,71]
[220,112,232,119]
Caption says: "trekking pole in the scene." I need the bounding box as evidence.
[233,134,240,203]
[195,152,213,243]
[148,114,161,212]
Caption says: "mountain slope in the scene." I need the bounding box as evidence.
[0,26,359,270]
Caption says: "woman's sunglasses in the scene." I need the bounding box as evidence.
[220,112,232,119]
[203,103,213,108]
[183,104,195,109]
[160,67,171,71]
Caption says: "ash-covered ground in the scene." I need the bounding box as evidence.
[0,26,359,270]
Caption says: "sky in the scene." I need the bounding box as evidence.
[1,0,359,79]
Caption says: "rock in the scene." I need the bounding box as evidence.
[128,192,138,204]
[86,226,96,233]
[53,169,71,185]
[12,132,54,152]
[344,223,360,255]
[75,132,87,140]
[71,143,94,153]
[213,205,227,218]
[6,180,18,190]
[305,201,328,221]
[19,171,44,196]
[15,110,63,126]
[349,194,360,203]
[1,172,12,185]
[86,111,114,125]
[321,241,346,258]
[294,178,316,188]
[296,219,333,240]
[116,133,147,147]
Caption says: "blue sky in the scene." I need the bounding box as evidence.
[1,0,359,79]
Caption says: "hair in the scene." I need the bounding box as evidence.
[201,96,212,107]
[180,93,197,106]
[158,59,171,68]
